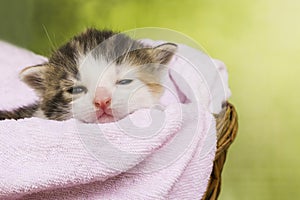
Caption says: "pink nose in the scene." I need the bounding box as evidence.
[94,87,111,109]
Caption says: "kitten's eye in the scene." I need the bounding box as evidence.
[67,86,87,94]
[116,79,133,85]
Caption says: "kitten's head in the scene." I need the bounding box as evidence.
[20,29,177,123]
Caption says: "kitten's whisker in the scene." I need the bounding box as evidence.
[42,24,57,51]
[73,108,95,116]
[120,38,135,64]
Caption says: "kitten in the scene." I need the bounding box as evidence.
[0,28,177,123]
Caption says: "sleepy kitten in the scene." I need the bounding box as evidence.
[0,28,177,123]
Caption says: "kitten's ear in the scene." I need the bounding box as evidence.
[151,43,177,65]
[19,64,48,91]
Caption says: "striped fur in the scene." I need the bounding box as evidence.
[0,28,176,122]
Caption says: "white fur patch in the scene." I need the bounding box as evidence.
[71,54,159,123]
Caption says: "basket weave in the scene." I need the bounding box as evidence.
[202,102,238,200]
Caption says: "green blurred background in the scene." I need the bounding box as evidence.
[0,0,299,199]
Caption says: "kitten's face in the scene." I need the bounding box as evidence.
[71,56,167,123]
[20,29,176,123]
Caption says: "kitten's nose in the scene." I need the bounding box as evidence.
[94,87,111,109]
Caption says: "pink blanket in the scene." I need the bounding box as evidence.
[0,41,229,199]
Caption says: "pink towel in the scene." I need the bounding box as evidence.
[0,41,229,199]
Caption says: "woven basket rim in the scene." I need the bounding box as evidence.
[201,102,238,200]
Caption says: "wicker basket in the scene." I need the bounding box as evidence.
[202,102,238,200]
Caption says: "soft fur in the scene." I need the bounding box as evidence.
[0,28,177,123]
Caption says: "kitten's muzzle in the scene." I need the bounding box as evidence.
[94,87,112,109]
